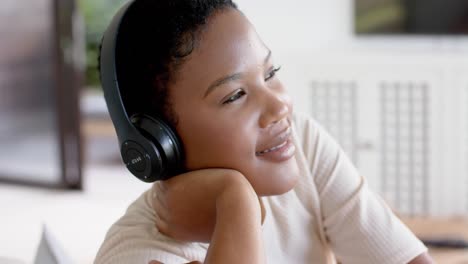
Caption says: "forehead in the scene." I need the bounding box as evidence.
[174,9,269,88]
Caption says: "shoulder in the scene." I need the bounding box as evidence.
[291,111,341,164]
[94,188,207,264]
[291,111,334,146]
[291,111,315,155]
[291,111,315,137]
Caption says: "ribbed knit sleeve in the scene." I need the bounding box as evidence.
[293,112,427,264]
[94,189,208,264]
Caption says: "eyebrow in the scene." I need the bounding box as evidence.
[203,49,272,98]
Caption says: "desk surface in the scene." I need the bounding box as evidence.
[401,217,468,264]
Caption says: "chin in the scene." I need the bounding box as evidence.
[255,160,300,196]
[270,174,299,196]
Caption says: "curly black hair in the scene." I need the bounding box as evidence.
[99,0,238,128]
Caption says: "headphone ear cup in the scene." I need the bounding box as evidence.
[131,114,184,180]
[121,138,162,183]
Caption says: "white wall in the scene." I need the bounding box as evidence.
[236,0,468,54]
[235,0,351,53]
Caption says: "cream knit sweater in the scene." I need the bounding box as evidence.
[94,112,427,264]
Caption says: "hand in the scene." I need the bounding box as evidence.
[152,168,262,243]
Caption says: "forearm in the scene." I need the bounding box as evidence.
[204,186,265,264]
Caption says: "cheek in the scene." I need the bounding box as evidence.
[177,113,256,170]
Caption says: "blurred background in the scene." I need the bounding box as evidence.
[1,0,468,263]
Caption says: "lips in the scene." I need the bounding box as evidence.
[256,140,288,155]
[256,127,292,156]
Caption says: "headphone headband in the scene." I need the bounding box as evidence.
[100,0,184,182]
[100,0,137,143]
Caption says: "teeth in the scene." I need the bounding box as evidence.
[258,140,287,155]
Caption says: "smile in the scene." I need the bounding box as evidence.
[255,127,296,162]
[256,140,288,155]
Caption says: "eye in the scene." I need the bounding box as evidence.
[265,66,281,81]
[222,89,246,105]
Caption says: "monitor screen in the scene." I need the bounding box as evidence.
[355,0,468,35]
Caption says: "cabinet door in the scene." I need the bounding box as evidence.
[370,67,443,216]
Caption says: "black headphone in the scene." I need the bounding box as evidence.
[99,0,184,183]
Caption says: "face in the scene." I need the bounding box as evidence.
[168,9,300,196]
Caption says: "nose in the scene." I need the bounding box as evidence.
[258,89,290,129]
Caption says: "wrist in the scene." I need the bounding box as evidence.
[216,181,262,225]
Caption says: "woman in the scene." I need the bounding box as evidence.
[95,0,434,263]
